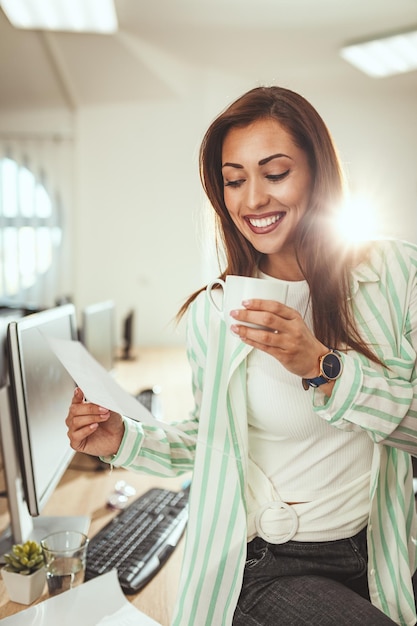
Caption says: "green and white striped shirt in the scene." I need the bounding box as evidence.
[110,238,417,626]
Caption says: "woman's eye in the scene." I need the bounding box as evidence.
[266,170,290,182]
[224,179,244,188]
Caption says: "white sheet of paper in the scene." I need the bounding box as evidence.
[0,570,162,626]
[46,336,179,433]
[96,603,161,626]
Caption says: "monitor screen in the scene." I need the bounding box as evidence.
[81,300,115,371]
[6,304,77,517]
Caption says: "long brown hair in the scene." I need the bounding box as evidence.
[179,86,379,363]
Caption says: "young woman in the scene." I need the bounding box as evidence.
[66,86,417,625]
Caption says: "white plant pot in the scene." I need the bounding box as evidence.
[1,566,46,605]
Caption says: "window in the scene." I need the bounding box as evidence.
[0,156,63,301]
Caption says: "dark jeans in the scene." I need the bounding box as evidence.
[233,527,406,625]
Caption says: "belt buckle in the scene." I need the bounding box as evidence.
[255,501,299,544]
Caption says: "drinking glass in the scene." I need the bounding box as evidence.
[41,530,89,597]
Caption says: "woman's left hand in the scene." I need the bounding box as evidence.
[230,298,328,379]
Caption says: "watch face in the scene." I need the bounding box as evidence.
[322,352,341,379]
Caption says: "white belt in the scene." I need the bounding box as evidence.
[255,500,299,544]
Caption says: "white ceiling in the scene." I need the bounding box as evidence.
[0,0,416,111]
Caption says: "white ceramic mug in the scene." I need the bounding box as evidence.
[206,275,288,331]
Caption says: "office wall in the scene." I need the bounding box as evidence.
[73,98,203,347]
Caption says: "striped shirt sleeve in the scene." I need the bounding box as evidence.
[313,240,417,456]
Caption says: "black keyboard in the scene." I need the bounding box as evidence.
[135,388,154,412]
[85,486,189,594]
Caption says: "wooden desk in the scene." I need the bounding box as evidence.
[0,346,193,625]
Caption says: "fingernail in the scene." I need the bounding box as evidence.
[98,406,109,414]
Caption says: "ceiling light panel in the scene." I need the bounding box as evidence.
[0,0,118,34]
[340,30,417,78]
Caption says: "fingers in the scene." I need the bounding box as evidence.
[67,422,99,453]
[66,387,125,457]
[66,388,110,429]
[232,298,298,330]
[72,386,85,404]
[66,404,111,453]
[231,323,281,351]
[241,298,292,318]
[230,301,293,335]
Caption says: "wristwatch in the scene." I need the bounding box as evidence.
[302,349,342,390]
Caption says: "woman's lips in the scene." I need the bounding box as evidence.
[245,212,285,233]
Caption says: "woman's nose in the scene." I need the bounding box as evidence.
[245,179,269,211]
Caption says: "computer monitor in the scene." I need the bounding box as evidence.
[0,304,89,552]
[121,309,135,361]
[80,300,115,372]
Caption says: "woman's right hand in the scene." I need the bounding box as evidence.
[66,387,125,458]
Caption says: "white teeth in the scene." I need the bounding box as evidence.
[248,214,281,228]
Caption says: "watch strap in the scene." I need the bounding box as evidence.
[302,375,328,390]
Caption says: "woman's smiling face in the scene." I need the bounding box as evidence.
[221,117,312,278]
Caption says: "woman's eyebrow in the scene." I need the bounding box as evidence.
[222,161,243,169]
[258,153,291,166]
[222,153,291,169]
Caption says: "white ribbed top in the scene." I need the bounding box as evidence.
[247,273,373,540]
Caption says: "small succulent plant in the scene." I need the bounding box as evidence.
[3,540,45,575]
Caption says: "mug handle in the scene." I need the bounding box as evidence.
[206,279,225,316]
